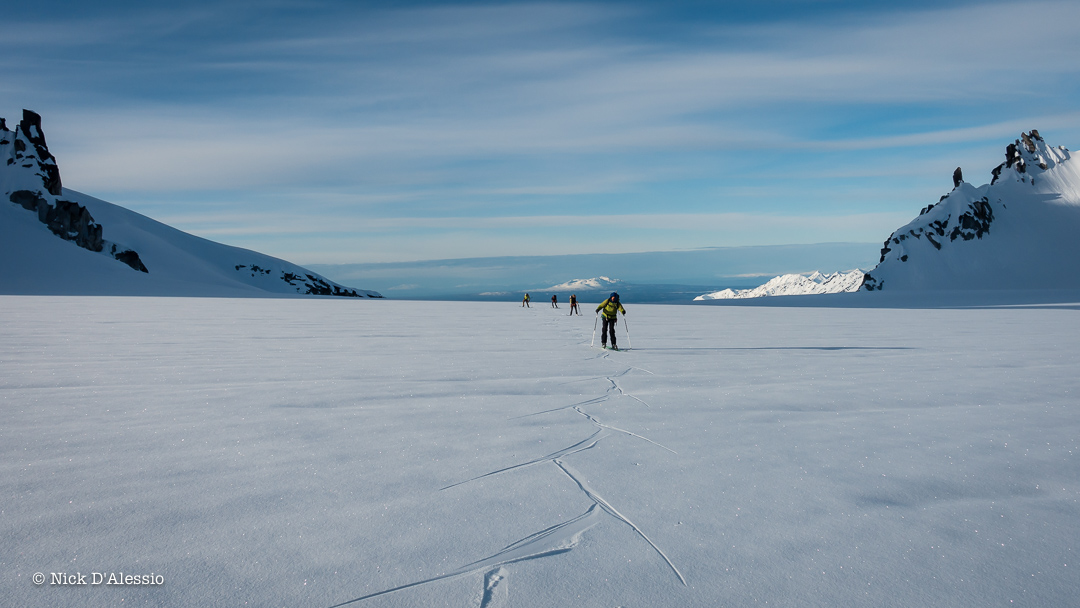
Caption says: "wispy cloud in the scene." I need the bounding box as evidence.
[5,1,1080,262]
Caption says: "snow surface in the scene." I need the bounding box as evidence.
[3,297,1078,607]
[0,188,381,298]
[695,270,864,300]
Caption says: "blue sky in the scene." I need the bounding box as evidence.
[5,0,1080,267]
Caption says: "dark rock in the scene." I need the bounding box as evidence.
[1021,132,1036,153]
[878,237,892,263]
[47,200,103,251]
[991,163,1004,185]
[9,191,107,253]
[112,248,148,273]
[947,197,993,242]
[953,167,963,187]
[9,190,48,217]
[18,110,62,196]
[6,113,153,275]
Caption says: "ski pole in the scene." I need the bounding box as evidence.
[623,315,632,350]
[591,311,599,347]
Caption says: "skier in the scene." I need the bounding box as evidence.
[522,293,530,307]
[595,292,626,350]
[569,294,580,316]
[551,294,559,308]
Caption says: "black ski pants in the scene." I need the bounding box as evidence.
[601,316,618,347]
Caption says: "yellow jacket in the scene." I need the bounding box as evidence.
[596,297,625,319]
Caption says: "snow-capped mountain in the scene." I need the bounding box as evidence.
[1,109,381,297]
[863,130,1080,291]
[695,270,864,300]
[540,276,622,291]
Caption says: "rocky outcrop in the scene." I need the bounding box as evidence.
[2,109,380,297]
[243,266,377,297]
[863,130,1078,291]
[15,110,62,195]
[3,109,148,273]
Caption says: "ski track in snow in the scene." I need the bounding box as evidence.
[327,506,601,607]
[332,308,682,606]
[572,406,676,454]
[554,460,687,586]
[439,429,605,491]
[479,567,508,608]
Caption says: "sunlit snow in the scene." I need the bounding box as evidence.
[2,297,1078,607]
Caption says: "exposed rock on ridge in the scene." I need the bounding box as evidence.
[863,130,1079,291]
[2,111,148,272]
[1,108,381,297]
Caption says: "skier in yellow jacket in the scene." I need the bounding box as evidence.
[595,292,626,350]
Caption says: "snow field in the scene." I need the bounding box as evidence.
[1,297,1078,607]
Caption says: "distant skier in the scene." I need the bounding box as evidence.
[551,294,559,308]
[595,292,626,350]
[569,294,580,316]
[522,293,530,307]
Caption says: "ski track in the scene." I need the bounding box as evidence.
[572,406,676,454]
[479,567,508,608]
[327,506,601,607]
[555,460,687,587]
[331,308,682,606]
[439,429,605,491]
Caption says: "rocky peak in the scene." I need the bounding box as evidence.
[991,129,1065,185]
[862,130,1080,291]
[1,109,62,196]
[2,109,147,273]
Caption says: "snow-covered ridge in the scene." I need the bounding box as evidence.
[863,130,1080,291]
[695,270,864,300]
[540,276,622,291]
[1,109,381,298]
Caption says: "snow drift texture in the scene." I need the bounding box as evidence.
[0,109,381,298]
[864,130,1080,291]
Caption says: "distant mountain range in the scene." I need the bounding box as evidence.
[695,270,864,300]
[539,276,622,292]
[862,130,1080,291]
[1,110,380,297]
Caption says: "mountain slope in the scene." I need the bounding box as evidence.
[539,276,623,292]
[1,110,381,297]
[863,130,1080,291]
[695,270,864,300]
